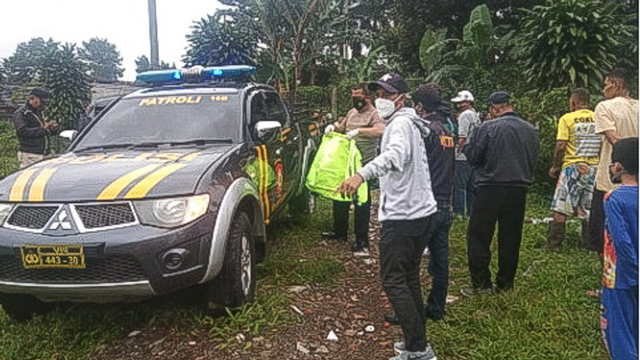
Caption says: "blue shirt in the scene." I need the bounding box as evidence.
[603,185,639,290]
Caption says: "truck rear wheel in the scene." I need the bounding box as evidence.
[205,212,256,311]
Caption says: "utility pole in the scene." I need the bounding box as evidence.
[148,0,159,70]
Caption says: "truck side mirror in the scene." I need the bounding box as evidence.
[59,130,78,142]
[255,121,281,141]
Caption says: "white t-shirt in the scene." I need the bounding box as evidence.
[594,97,639,192]
[456,108,481,161]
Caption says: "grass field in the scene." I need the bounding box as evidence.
[0,192,608,360]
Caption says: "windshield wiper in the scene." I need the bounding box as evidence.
[164,139,235,147]
[74,143,137,152]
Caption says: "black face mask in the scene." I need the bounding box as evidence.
[353,98,366,110]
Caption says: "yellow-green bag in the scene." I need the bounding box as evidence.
[306,132,368,204]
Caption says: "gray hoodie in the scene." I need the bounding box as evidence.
[357,108,437,221]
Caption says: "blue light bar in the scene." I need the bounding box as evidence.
[201,65,256,79]
[136,65,256,86]
[136,69,182,84]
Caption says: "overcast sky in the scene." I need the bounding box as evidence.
[0,0,223,81]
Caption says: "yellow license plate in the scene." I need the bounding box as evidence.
[20,245,85,269]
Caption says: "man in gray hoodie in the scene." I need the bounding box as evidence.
[337,73,438,360]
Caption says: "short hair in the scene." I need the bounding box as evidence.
[606,68,630,89]
[351,83,371,96]
[571,88,590,105]
[612,137,639,175]
[411,83,442,111]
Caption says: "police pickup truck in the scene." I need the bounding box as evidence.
[0,66,319,320]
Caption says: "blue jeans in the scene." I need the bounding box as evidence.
[453,161,476,216]
[424,206,451,318]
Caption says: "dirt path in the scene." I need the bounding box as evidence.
[93,204,412,360]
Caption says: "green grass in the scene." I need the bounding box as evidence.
[429,191,607,359]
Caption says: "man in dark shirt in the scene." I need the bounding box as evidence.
[13,88,58,168]
[462,91,539,295]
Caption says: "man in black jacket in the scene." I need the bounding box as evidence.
[461,91,539,296]
[13,88,58,168]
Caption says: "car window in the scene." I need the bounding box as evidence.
[250,92,288,126]
[74,93,241,149]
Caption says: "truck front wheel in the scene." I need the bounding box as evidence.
[205,212,256,311]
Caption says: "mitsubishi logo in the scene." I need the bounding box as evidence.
[49,210,73,230]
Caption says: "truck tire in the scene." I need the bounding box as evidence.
[0,294,48,322]
[205,212,256,310]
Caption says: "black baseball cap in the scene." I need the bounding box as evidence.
[30,88,50,101]
[368,73,409,94]
[489,91,511,105]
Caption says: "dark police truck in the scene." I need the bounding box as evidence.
[0,66,319,320]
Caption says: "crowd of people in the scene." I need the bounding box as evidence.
[322,69,637,360]
[12,69,638,360]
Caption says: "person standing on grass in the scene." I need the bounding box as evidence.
[384,83,455,326]
[585,69,639,270]
[13,88,59,168]
[337,73,437,360]
[544,88,600,251]
[323,84,384,256]
[600,137,638,360]
[451,90,480,218]
[461,91,539,296]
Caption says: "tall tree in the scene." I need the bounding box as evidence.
[184,13,257,66]
[3,38,59,85]
[79,38,124,82]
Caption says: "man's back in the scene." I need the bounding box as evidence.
[465,113,539,186]
[557,108,599,166]
[595,97,639,192]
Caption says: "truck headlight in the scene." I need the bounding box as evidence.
[134,194,210,228]
[0,204,13,225]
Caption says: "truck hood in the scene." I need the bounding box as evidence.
[0,146,234,203]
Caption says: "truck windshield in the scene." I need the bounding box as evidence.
[74,94,240,149]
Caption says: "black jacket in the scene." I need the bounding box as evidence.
[463,112,539,186]
[423,112,456,205]
[13,103,48,154]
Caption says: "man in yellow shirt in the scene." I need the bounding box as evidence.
[545,88,600,251]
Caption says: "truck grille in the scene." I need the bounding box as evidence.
[7,206,58,229]
[74,203,136,229]
[0,255,147,283]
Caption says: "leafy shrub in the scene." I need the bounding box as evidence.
[0,121,19,178]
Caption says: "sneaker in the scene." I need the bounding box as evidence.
[353,247,370,257]
[389,344,437,360]
[393,341,405,354]
[460,286,494,297]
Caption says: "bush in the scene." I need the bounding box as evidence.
[0,121,19,178]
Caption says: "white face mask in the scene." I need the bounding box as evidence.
[375,98,397,119]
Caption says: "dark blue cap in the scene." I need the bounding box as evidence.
[369,73,409,94]
[489,91,511,105]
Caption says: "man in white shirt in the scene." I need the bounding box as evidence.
[451,90,481,217]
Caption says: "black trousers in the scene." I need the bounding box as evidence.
[586,188,606,253]
[425,205,452,319]
[332,185,371,244]
[380,216,431,352]
[467,185,527,290]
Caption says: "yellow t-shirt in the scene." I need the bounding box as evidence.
[556,109,600,167]
[594,97,639,192]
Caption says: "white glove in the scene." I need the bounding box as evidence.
[324,124,335,134]
[346,129,359,139]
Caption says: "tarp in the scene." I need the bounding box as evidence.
[306,132,368,204]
